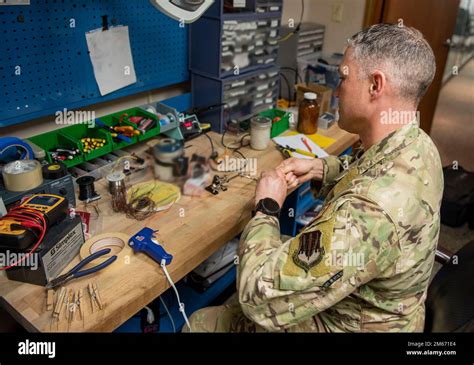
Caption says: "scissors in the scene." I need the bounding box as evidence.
[46,248,117,289]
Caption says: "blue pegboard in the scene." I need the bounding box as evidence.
[0,0,189,128]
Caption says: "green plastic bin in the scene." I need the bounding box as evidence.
[97,113,139,151]
[259,108,291,138]
[60,124,112,161]
[27,129,84,168]
[116,107,161,142]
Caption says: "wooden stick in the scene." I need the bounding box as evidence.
[46,289,54,311]
[88,283,95,313]
[64,288,70,321]
[72,290,78,322]
[93,282,103,310]
[52,287,67,319]
[78,288,85,327]
[78,289,84,320]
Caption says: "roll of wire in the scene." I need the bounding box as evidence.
[106,172,127,213]
[76,176,100,202]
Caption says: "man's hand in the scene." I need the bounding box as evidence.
[277,158,324,189]
[255,169,287,208]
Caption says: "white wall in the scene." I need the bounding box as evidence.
[282,0,367,55]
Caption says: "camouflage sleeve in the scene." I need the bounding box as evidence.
[237,197,400,331]
[311,155,354,199]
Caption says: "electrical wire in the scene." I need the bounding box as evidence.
[280,66,303,83]
[279,0,305,42]
[159,296,176,333]
[279,72,292,100]
[202,132,216,160]
[0,207,46,271]
[160,259,192,332]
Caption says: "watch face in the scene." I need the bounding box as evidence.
[262,198,280,214]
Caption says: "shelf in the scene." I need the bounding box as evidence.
[192,67,280,132]
[190,15,281,79]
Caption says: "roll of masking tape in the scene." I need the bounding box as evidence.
[2,159,43,192]
[80,232,132,270]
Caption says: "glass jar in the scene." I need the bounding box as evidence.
[297,92,320,135]
[250,116,272,150]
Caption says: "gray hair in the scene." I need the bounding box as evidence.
[347,23,436,104]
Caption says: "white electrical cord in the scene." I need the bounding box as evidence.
[144,306,155,324]
[160,259,192,332]
[159,296,176,333]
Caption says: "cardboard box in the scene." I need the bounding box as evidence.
[295,83,333,114]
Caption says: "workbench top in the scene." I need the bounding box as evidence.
[0,125,358,332]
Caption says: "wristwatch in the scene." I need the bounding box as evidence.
[253,198,281,218]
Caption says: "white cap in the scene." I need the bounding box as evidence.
[304,92,317,100]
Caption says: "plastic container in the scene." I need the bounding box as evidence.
[27,130,84,168]
[97,114,139,151]
[250,116,272,150]
[152,138,184,182]
[297,92,319,135]
[258,108,290,138]
[123,108,161,142]
[61,124,112,161]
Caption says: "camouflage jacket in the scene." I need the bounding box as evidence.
[238,123,444,332]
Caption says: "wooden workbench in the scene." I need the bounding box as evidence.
[0,125,358,332]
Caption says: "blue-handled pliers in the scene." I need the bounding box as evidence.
[46,248,117,289]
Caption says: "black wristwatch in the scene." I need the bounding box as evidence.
[253,198,281,218]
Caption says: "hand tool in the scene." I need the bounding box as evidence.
[277,144,317,158]
[128,227,173,265]
[45,248,117,289]
[94,119,132,143]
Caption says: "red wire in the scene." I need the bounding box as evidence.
[0,207,46,271]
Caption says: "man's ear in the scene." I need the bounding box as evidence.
[369,70,386,99]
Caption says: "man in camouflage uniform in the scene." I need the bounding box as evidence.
[187,24,443,332]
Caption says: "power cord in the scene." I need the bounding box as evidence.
[160,259,192,332]
[159,296,176,333]
[279,72,292,100]
[279,0,305,42]
[0,207,46,271]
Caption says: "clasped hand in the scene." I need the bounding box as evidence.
[254,158,324,208]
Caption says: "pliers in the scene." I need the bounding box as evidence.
[277,144,317,158]
[46,248,117,289]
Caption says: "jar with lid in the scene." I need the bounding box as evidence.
[152,138,184,182]
[250,116,272,150]
[297,92,320,135]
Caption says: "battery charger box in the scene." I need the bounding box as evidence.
[1,216,85,286]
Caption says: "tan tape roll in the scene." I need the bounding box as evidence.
[80,232,132,271]
[2,159,43,192]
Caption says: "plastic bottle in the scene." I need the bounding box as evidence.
[297,92,320,135]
